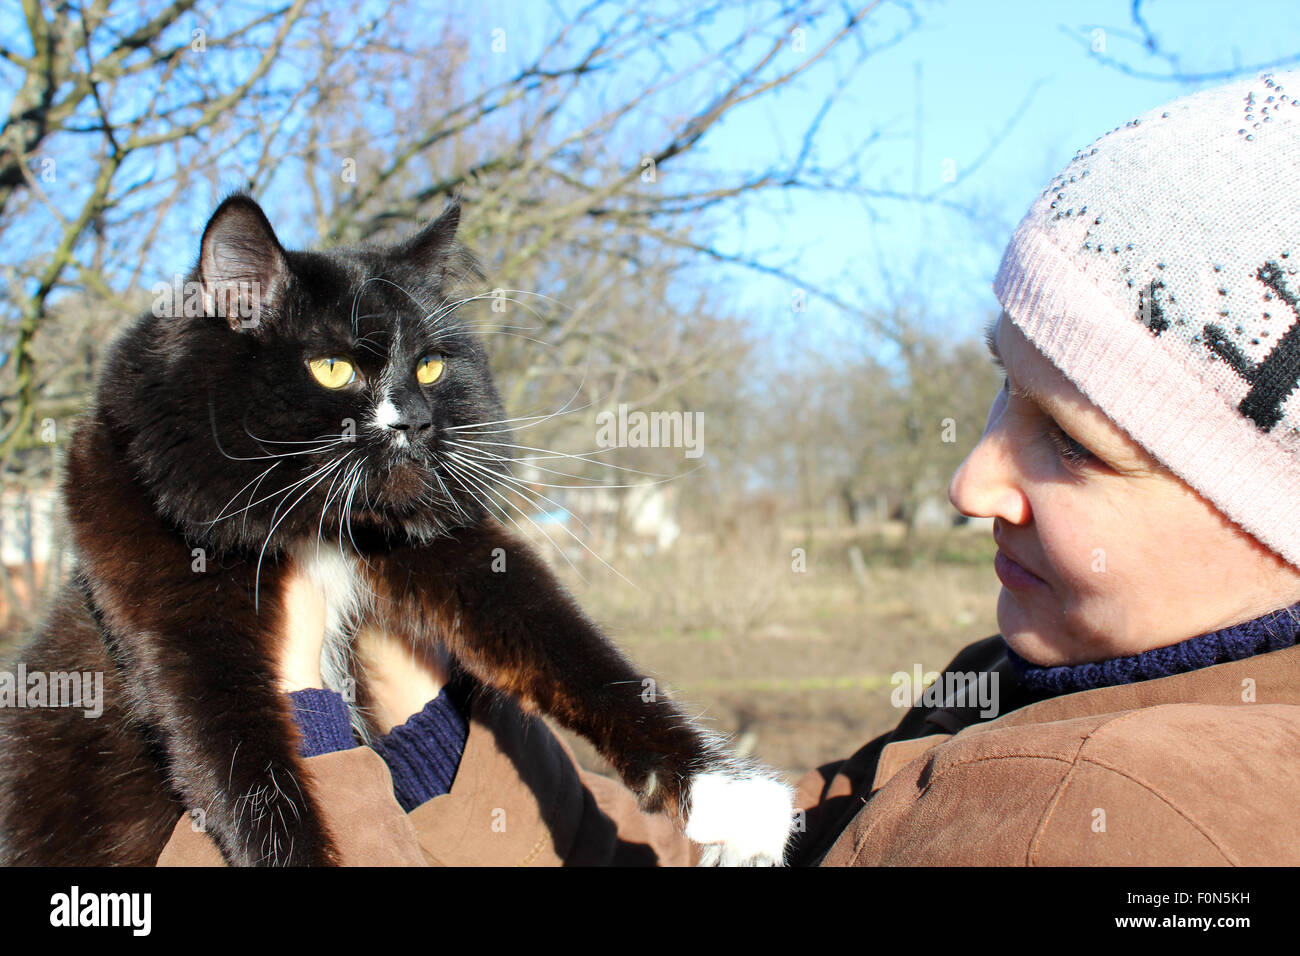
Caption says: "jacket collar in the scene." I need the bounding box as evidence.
[946,640,1300,738]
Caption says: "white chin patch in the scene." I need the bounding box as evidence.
[684,770,796,866]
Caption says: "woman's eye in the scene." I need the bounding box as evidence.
[1048,425,1094,465]
[416,354,445,385]
[307,357,356,389]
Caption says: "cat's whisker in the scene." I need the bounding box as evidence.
[446,450,597,542]
[455,459,636,592]
[424,287,570,329]
[210,393,345,463]
[349,276,408,337]
[430,463,473,524]
[501,449,665,471]
[354,276,436,323]
[339,456,374,564]
[420,292,518,328]
[353,329,390,359]
[407,469,452,529]
[210,454,349,528]
[442,402,601,433]
[422,317,547,340]
[449,359,597,437]
[335,460,362,557]
[217,440,347,463]
[448,446,685,491]
[244,428,348,446]
[448,294,549,325]
[253,456,351,609]
[442,286,571,315]
[336,458,368,558]
[446,451,636,589]
[203,461,282,527]
[440,455,532,531]
[240,462,285,540]
[441,464,518,544]
[448,437,677,480]
[443,382,597,439]
[432,325,552,347]
[436,321,542,332]
[316,451,357,561]
[442,412,561,430]
[445,438,682,484]
[442,457,593,586]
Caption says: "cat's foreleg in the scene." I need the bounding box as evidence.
[84,573,342,866]
[365,518,795,865]
[65,432,340,866]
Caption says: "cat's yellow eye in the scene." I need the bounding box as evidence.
[416,354,445,385]
[308,357,356,389]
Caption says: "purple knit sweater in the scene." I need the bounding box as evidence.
[287,681,470,812]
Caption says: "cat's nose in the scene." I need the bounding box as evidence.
[377,388,434,437]
[387,414,433,435]
[387,418,432,432]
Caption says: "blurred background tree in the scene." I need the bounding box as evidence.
[2,0,1294,770]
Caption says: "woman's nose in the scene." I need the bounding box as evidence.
[947,394,1031,525]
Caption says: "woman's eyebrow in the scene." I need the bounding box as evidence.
[984,317,1042,405]
[983,318,1004,369]
[982,315,1147,468]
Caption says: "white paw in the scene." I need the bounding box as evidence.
[684,770,796,866]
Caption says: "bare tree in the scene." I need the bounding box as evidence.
[1,0,1052,629]
[0,0,316,460]
[1061,0,1300,84]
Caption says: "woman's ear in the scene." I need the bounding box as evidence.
[198,193,290,331]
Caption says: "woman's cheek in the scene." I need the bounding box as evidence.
[1036,493,1101,593]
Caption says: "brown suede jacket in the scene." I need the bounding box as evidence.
[157,635,1300,866]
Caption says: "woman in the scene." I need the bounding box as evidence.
[159,70,1300,866]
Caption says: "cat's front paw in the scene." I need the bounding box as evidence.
[684,769,796,866]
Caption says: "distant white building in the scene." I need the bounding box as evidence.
[514,464,681,558]
[0,484,61,625]
[1,486,57,567]
[623,482,680,553]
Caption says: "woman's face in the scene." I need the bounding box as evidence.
[948,312,1300,667]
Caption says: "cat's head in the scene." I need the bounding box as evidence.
[105,192,510,554]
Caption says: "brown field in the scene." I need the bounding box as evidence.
[541,523,1002,780]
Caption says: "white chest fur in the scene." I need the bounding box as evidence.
[287,541,372,738]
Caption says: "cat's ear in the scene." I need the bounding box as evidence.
[198,194,290,332]
[395,195,485,288]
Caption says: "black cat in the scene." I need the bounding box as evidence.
[0,194,794,866]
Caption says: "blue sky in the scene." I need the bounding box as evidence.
[4,0,1299,358]
[640,0,1300,346]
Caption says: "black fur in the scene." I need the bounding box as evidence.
[0,194,745,865]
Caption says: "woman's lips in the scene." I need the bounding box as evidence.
[994,549,1047,590]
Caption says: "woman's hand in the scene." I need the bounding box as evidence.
[274,563,451,730]
[354,627,452,734]
[276,566,329,693]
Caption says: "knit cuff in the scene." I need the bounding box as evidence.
[367,684,470,812]
[288,688,357,758]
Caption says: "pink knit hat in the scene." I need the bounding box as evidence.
[993,71,1300,570]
